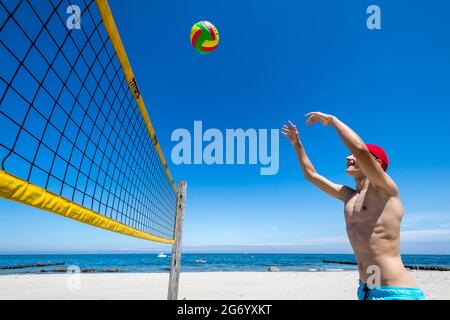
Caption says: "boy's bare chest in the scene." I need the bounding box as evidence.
[344,189,383,223]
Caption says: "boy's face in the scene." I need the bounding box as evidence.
[346,154,364,178]
[346,154,383,178]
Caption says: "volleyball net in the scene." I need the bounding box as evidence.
[0,0,178,244]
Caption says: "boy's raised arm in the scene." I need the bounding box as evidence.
[282,121,353,201]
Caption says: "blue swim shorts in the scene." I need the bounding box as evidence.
[357,280,427,300]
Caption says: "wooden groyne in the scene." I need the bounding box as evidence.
[37,268,121,273]
[0,261,65,270]
[405,265,450,271]
[323,260,358,266]
[322,260,450,271]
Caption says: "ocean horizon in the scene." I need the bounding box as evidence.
[1,253,450,275]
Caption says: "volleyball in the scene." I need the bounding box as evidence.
[190,21,219,54]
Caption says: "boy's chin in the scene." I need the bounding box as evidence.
[346,168,361,177]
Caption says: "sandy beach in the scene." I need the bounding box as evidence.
[0,271,449,300]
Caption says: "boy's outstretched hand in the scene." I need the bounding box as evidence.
[305,112,335,126]
[281,120,300,145]
[282,112,336,144]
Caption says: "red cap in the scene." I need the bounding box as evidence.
[366,144,389,172]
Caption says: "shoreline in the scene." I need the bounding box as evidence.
[3,267,450,276]
[0,268,353,275]
[1,270,449,300]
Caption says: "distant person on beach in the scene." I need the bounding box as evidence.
[282,112,426,300]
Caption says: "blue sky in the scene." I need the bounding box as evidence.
[1,0,450,254]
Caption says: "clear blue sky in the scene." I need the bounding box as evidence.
[1,0,449,254]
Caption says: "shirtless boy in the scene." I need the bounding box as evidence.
[282,112,426,300]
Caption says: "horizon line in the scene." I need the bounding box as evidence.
[1,251,449,256]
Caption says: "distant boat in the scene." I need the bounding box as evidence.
[195,259,207,263]
[157,252,167,258]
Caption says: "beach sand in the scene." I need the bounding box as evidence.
[0,271,448,300]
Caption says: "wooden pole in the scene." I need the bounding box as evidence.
[167,181,187,300]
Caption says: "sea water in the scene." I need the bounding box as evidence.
[1,253,449,275]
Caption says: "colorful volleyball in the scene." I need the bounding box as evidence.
[190,21,219,54]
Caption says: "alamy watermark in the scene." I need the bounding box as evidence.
[366,264,381,288]
[171,121,279,176]
[367,5,381,30]
[66,5,81,30]
[66,265,81,290]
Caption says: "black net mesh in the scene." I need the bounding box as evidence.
[0,0,177,240]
